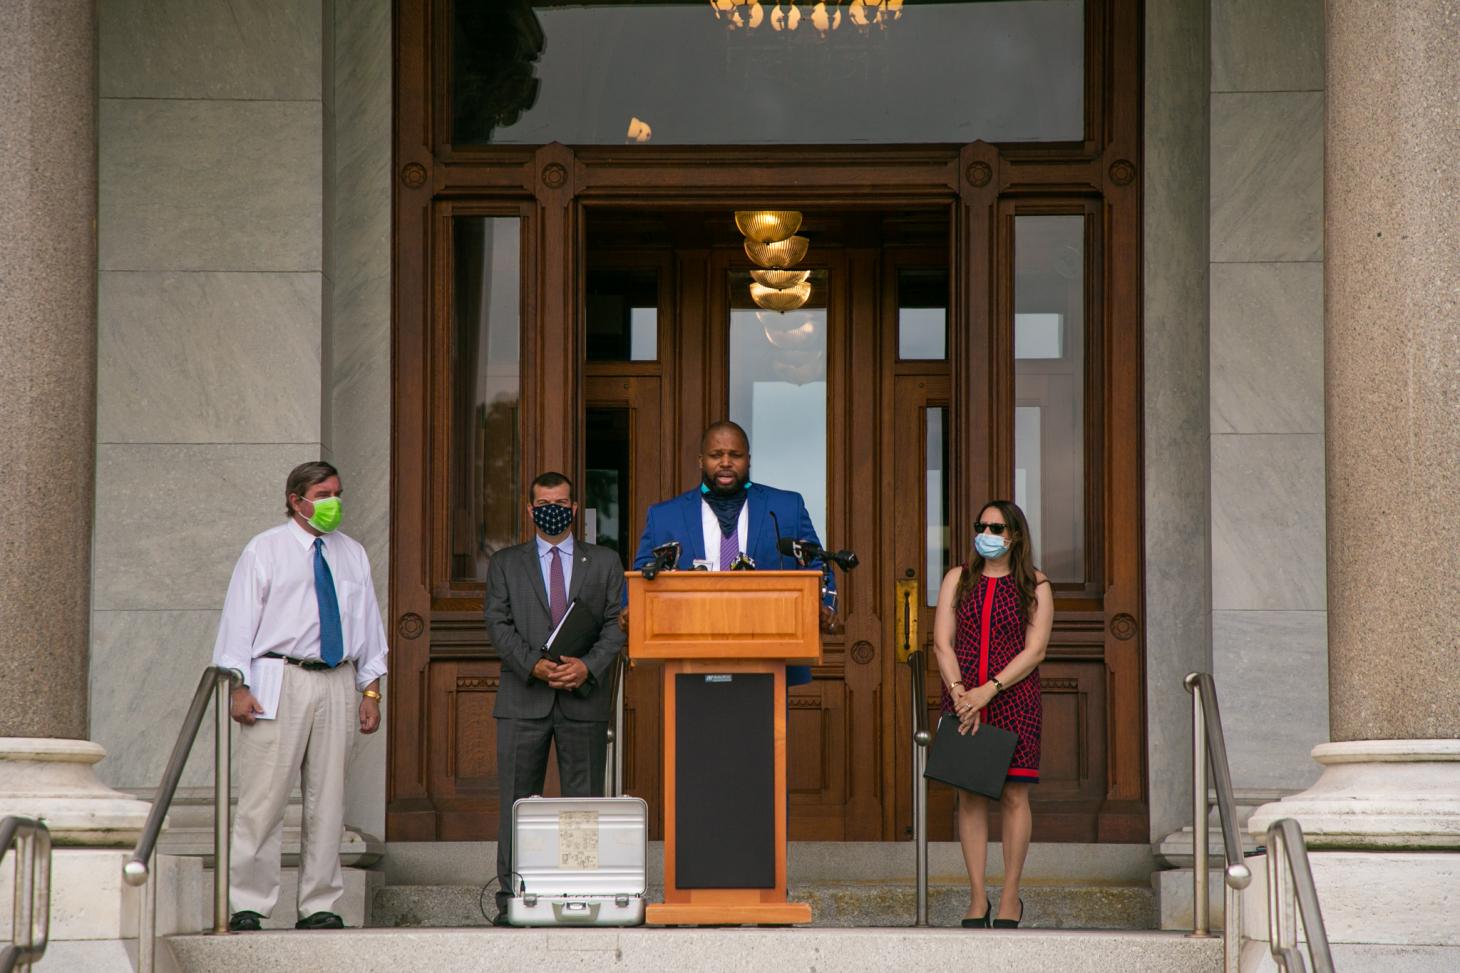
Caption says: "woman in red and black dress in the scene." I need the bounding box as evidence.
[932,499,1053,928]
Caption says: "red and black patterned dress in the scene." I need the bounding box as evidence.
[939,572,1042,783]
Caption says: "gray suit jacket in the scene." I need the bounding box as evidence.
[484,537,626,722]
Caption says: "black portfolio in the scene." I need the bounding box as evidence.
[543,599,602,698]
[922,715,1019,800]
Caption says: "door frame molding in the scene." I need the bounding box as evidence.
[389,0,1145,841]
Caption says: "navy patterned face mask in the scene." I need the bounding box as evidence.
[531,502,574,536]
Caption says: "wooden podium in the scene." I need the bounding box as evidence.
[627,570,821,926]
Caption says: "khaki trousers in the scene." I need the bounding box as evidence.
[229,661,355,918]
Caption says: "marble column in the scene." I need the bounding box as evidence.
[1248,1,1459,963]
[0,0,96,742]
[0,0,149,846]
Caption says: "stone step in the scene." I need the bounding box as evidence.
[166,927,1224,973]
[371,882,1155,930]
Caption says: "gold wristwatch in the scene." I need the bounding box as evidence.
[990,676,1004,694]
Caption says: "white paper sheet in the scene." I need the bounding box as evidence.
[248,657,285,720]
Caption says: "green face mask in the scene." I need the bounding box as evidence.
[301,495,342,533]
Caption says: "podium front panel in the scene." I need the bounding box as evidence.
[673,671,776,888]
[627,571,821,662]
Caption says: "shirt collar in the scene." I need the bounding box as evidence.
[536,534,575,559]
[287,518,322,549]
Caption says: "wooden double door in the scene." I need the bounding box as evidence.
[388,165,1148,844]
[583,233,960,842]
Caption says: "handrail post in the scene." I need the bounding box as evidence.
[906,648,930,927]
[607,656,625,798]
[2,817,51,973]
[1224,874,1242,973]
[1188,674,1211,937]
[914,731,928,926]
[14,829,33,969]
[214,675,231,935]
[138,848,157,973]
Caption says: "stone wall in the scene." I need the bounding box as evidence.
[92,0,332,790]
[1142,0,1212,842]
[1206,0,1329,792]
[91,0,394,839]
[331,0,394,839]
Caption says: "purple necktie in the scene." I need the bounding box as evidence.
[549,547,568,626]
[719,529,740,571]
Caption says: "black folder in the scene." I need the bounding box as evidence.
[923,715,1019,800]
[543,598,602,698]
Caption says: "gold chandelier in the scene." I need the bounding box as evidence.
[735,210,803,244]
[734,210,811,310]
[743,235,809,270]
[709,0,904,34]
[750,281,812,312]
[750,269,810,289]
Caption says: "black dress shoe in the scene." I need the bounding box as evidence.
[960,897,992,928]
[991,898,1024,928]
[295,911,345,930]
[491,912,513,927]
[228,911,263,932]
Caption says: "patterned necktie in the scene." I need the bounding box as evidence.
[719,528,740,571]
[549,546,568,627]
[313,538,344,667]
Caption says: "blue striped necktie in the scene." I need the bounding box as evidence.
[719,529,740,571]
[314,538,344,667]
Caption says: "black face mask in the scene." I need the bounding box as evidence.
[700,480,748,538]
[531,503,573,536]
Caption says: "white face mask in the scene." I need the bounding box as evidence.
[974,532,1009,559]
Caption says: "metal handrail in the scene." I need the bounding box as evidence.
[1184,672,1252,973]
[907,648,931,926]
[605,653,627,797]
[1265,818,1334,973]
[1,816,51,973]
[123,666,241,970]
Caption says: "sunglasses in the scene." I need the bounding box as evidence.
[973,522,1010,536]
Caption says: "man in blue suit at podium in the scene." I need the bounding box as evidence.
[631,420,836,687]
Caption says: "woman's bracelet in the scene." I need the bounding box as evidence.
[950,681,965,692]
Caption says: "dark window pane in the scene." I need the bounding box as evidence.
[453,1,1084,146]
[899,268,948,360]
[451,216,522,581]
[587,268,658,362]
[1013,214,1085,584]
[925,406,949,606]
[586,407,632,567]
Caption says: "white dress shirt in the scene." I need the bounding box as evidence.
[212,520,389,691]
[700,499,749,569]
[535,533,575,599]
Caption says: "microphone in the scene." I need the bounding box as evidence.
[642,540,681,580]
[776,535,815,567]
[775,537,860,572]
[769,510,787,569]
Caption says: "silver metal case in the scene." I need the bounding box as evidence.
[507,796,647,927]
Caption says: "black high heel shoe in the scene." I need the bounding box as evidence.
[991,897,1024,928]
[960,897,992,928]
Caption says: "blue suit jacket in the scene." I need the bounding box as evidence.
[632,483,832,686]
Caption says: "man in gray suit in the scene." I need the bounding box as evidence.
[484,471,625,924]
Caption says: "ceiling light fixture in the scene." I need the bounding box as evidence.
[750,269,811,289]
[735,210,803,245]
[751,280,812,312]
[744,235,809,269]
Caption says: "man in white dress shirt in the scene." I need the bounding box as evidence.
[212,460,388,931]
